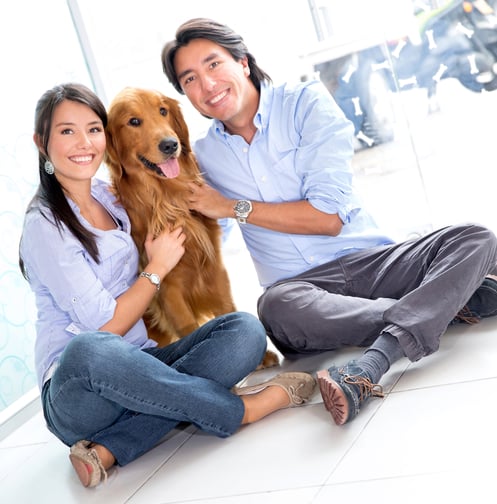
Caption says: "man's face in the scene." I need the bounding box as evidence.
[174,38,252,124]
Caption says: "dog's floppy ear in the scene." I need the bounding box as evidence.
[169,99,192,154]
[104,127,123,180]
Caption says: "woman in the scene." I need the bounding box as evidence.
[19,83,316,488]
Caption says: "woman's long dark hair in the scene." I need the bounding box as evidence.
[19,83,108,279]
[161,18,272,94]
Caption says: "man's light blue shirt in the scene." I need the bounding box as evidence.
[194,80,394,287]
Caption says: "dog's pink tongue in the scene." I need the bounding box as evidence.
[158,158,180,178]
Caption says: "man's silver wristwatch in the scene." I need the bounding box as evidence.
[233,200,253,224]
[140,271,161,291]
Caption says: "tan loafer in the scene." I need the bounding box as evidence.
[234,372,316,406]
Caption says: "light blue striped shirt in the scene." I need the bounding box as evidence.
[20,178,156,389]
[194,80,394,287]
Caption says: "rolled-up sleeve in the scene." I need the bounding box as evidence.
[292,81,358,223]
[22,212,118,330]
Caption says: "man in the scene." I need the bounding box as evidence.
[161,18,497,425]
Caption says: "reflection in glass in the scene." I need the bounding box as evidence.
[0,0,93,412]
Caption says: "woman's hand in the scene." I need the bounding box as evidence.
[100,226,186,336]
[144,226,186,278]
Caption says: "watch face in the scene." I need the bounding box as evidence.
[150,273,160,285]
[235,200,251,213]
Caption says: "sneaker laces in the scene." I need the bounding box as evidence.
[343,374,384,402]
[454,305,480,325]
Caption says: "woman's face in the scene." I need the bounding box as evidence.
[46,99,106,186]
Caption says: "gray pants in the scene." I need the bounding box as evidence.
[257,224,497,362]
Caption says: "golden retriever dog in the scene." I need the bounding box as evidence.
[105,87,279,367]
[105,87,236,346]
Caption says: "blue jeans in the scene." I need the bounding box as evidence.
[42,312,266,466]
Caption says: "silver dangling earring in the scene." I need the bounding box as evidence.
[44,160,55,175]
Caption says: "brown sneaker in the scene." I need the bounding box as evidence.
[234,372,316,406]
[69,440,108,488]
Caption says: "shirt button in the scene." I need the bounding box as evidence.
[243,147,248,153]
[261,175,267,182]
[309,256,315,262]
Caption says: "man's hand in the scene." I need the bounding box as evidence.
[187,182,233,219]
[188,182,343,236]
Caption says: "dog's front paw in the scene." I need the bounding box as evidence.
[257,350,280,370]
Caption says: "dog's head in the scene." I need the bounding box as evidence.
[105,87,193,182]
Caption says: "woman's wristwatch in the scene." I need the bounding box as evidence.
[140,271,161,291]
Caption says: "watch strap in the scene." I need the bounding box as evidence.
[140,271,160,291]
[234,200,253,224]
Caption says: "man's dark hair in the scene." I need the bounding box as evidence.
[161,18,271,94]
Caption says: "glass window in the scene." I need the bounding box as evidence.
[304,0,497,237]
[3,0,497,420]
[0,0,94,414]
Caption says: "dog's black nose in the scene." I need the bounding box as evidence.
[159,137,179,155]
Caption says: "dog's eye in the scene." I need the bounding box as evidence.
[159,107,167,117]
[128,118,141,127]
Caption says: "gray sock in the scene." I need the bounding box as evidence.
[356,332,405,383]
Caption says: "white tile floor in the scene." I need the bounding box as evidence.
[1,229,497,504]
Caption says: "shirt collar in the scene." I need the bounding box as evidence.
[65,179,130,233]
[256,80,272,131]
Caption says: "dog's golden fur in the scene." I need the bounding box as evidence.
[105,87,236,347]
